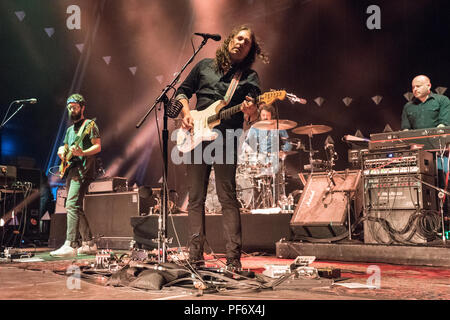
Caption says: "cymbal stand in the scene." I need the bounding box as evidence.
[279,153,287,202]
[273,101,280,206]
[305,132,318,175]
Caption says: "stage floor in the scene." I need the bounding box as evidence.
[1,247,449,301]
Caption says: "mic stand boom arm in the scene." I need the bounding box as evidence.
[135,38,209,263]
[0,102,27,130]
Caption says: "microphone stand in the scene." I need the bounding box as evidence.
[1,101,28,164]
[135,38,209,263]
[0,102,27,130]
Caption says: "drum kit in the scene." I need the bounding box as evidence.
[205,119,334,214]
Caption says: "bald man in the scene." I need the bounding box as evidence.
[401,75,450,130]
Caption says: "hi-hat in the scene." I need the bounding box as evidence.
[292,124,332,135]
[252,119,297,130]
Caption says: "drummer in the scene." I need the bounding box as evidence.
[242,103,292,169]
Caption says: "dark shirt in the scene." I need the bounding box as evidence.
[175,58,261,132]
[401,93,450,130]
[63,118,100,180]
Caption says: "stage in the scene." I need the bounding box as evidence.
[1,247,450,301]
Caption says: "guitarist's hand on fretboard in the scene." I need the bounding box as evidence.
[70,145,84,157]
[241,96,258,122]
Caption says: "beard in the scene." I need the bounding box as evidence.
[70,111,82,121]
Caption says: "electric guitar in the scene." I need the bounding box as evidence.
[176,90,296,153]
[59,118,97,178]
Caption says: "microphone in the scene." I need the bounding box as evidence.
[166,99,183,119]
[14,98,37,104]
[343,134,369,142]
[194,33,221,41]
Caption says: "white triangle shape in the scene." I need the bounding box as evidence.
[75,43,84,53]
[403,92,414,102]
[41,212,51,221]
[129,66,137,75]
[156,75,164,84]
[342,97,353,106]
[8,216,19,226]
[314,97,324,106]
[435,87,447,95]
[15,11,26,21]
[371,95,383,105]
[44,27,55,37]
[103,56,111,65]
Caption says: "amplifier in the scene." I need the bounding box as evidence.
[84,191,139,248]
[364,174,437,210]
[362,149,434,176]
[88,177,128,193]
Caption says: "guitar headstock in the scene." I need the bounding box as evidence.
[259,90,286,105]
[85,117,97,132]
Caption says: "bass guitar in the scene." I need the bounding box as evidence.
[59,118,97,178]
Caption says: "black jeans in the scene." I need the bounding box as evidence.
[186,140,242,261]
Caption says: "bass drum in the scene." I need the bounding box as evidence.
[205,168,254,213]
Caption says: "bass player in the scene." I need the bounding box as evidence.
[50,94,101,257]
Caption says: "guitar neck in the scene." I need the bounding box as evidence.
[208,96,262,124]
[65,119,96,159]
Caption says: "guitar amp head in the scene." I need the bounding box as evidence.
[88,177,128,194]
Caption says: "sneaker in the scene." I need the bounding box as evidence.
[225,258,242,272]
[50,241,77,257]
[77,241,97,255]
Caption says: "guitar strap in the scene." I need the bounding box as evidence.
[223,70,242,106]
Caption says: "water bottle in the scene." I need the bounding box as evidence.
[279,194,288,212]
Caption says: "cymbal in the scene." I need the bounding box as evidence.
[252,119,297,130]
[292,124,332,135]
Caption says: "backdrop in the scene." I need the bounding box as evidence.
[1,0,449,205]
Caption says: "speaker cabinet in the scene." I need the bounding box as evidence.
[84,191,140,247]
[290,170,363,239]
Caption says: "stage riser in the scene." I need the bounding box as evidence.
[132,214,292,253]
[276,241,450,267]
[48,213,292,252]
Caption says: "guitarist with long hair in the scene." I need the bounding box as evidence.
[50,94,101,257]
[175,25,269,271]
